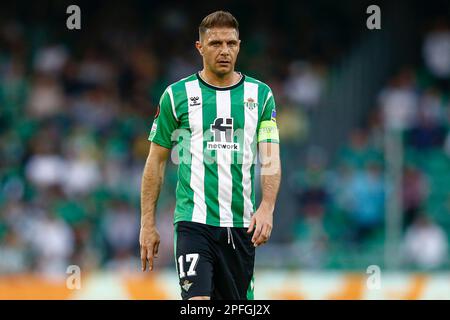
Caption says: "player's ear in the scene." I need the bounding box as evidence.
[195,41,203,56]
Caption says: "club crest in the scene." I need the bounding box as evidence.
[244,97,258,110]
[182,280,193,291]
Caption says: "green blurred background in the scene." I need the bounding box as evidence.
[0,0,449,299]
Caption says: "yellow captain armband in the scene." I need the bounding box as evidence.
[257,120,279,143]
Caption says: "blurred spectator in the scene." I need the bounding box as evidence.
[0,59,28,117]
[403,214,448,269]
[417,88,445,124]
[378,68,418,131]
[27,74,65,119]
[70,87,119,132]
[337,128,382,169]
[101,200,139,268]
[33,44,68,76]
[0,231,27,274]
[25,135,66,189]
[422,18,450,84]
[283,60,326,110]
[292,215,329,269]
[30,212,75,274]
[277,103,308,143]
[406,108,447,150]
[167,54,197,83]
[62,131,102,196]
[402,165,429,227]
[63,154,101,195]
[290,147,331,268]
[345,161,385,243]
[77,49,115,87]
[291,147,330,219]
[329,161,356,214]
[406,87,447,149]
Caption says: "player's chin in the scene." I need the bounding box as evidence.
[215,64,232,74]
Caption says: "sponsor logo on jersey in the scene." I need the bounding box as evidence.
[271,109,277,122]
[208,117,240,151]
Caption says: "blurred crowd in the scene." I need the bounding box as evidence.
[288,18,450,270]
[0,2,449,275]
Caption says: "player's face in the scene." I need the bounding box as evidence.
[197,28,240,76]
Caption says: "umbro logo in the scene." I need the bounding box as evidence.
[189,96,201,106]
[182,280,193,291]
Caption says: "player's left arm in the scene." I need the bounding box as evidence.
[247,142,281,247]
[247,88,281,247]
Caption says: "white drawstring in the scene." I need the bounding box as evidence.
[227,227,236,250]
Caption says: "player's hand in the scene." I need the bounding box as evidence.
[247,202,273,247]
[139,225,160,271]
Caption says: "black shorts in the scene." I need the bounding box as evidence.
[174,221,255,300]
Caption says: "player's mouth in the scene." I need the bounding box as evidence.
[217,60,231,66]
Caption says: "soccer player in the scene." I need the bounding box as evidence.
[140,10,281,300]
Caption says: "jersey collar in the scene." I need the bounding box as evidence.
[196,71,245,91]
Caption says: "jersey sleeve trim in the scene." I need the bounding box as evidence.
[167,86,179,122]
[262,90,273,115]
[149,136,173,149]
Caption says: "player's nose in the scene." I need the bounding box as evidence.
[220,44,231,55]
[219,51,231,59]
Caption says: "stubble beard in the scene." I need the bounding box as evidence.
[206,59,235,79]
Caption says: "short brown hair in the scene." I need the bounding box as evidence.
[199,11,239,39]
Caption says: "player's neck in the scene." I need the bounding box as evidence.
[199,69,241,88]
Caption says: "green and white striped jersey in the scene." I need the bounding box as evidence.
[149,72,279,228]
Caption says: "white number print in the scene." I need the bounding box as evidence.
[178,255,186,278]
[178,253,199,279]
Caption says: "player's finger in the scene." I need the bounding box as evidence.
[153,240,160,258]
[247,215,256,233]
[147,249,154,271]
[263,224,271,240]
[140,246,147,271]
[255,224,269,246]
[266,225,272,240]
[252,223,263,245]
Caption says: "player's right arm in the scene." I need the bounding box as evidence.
[140,87,179,271]
[140,143,170,271]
